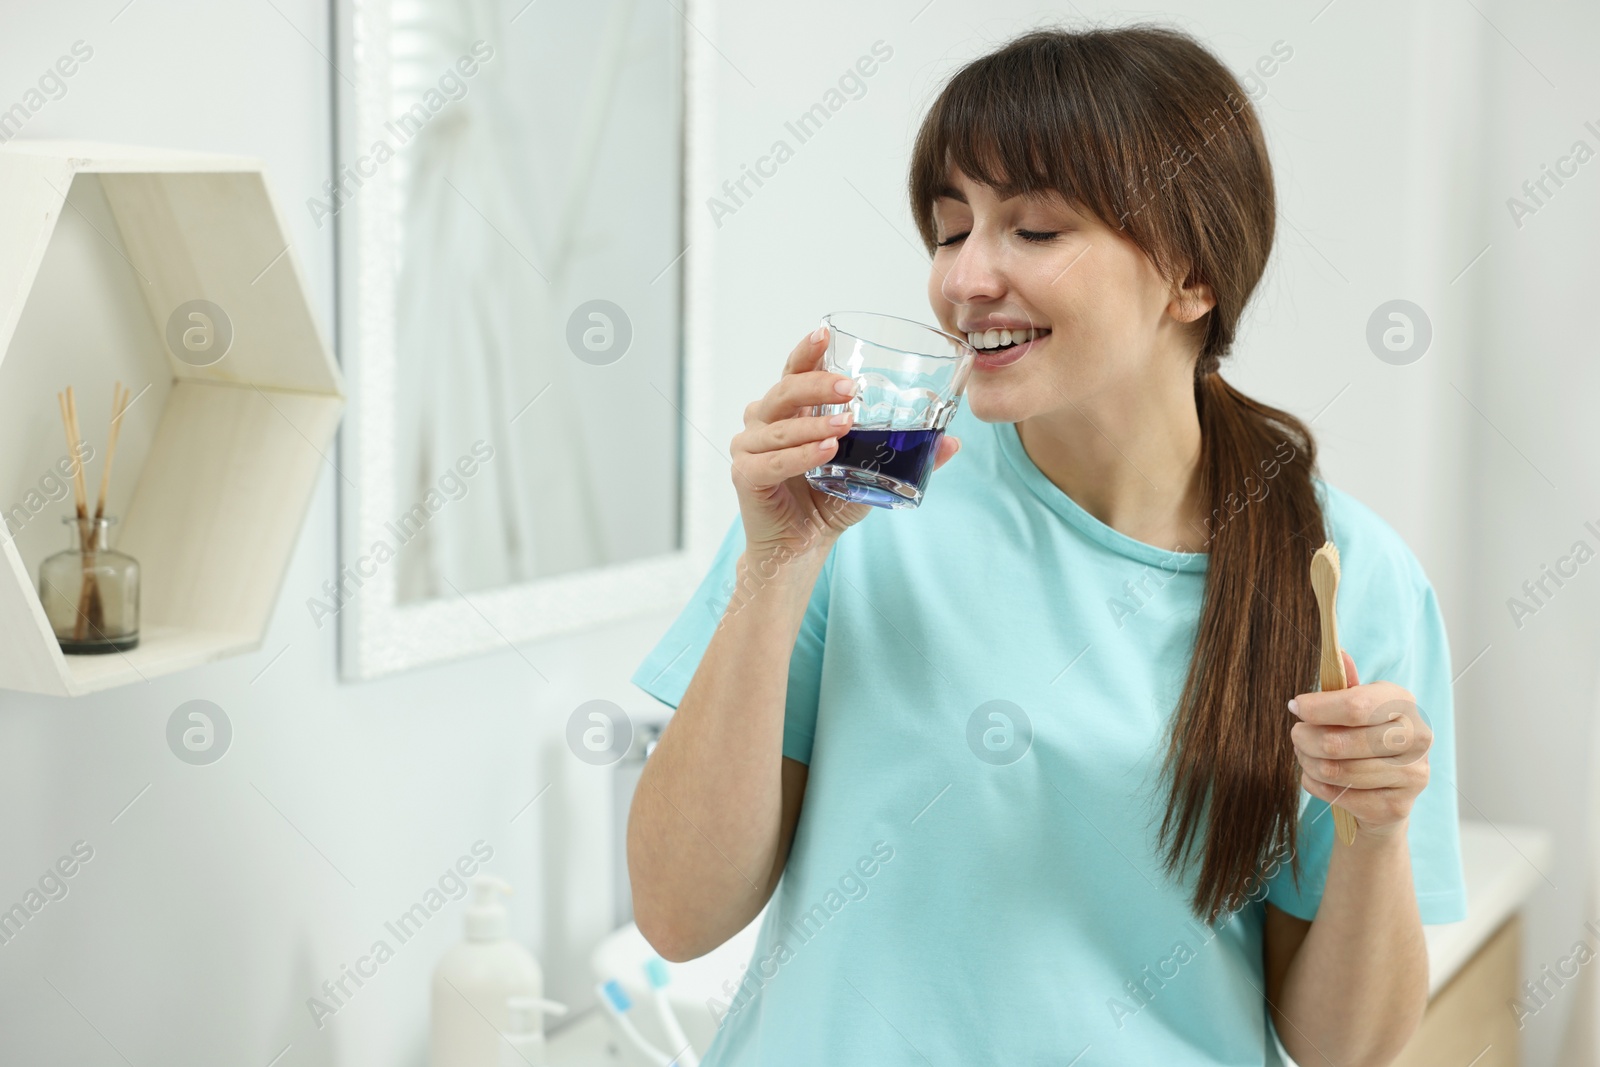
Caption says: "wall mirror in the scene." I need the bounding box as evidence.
[333,0,714,679]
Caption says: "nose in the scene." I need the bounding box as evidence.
[937,228,1006,309]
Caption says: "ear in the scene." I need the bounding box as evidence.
[1168,271,1216,325]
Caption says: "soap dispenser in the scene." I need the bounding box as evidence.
[431,875,544,1067]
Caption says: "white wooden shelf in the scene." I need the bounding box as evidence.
[0,140,344,697]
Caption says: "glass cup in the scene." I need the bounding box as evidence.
[804,311,976,509]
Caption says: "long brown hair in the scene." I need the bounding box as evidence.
[908,24,1329,923]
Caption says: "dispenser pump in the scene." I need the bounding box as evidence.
[507,994,566,1031]
[500,993,569,1067]
[465,875,512,941]
[506,995,540,1036]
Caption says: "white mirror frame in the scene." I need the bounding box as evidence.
[332,0,717,680]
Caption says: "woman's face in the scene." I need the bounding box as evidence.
[926,167,1212,424]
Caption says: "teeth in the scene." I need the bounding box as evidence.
[966,328,1046,350]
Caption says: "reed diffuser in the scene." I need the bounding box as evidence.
[38,383,140,654]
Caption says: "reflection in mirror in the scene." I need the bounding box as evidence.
[383,0,683,602]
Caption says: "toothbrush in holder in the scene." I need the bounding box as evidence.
[596,980,680,1067]
[644,957,700,1067]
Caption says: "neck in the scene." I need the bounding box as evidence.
[1015,369,1208,554]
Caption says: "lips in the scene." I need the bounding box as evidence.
[974,330,1048,369]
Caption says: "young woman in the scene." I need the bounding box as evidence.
[628,24,1466,1066]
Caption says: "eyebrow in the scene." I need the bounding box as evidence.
[933,183,1055,208]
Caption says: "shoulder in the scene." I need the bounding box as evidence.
[1312,477,1432,618]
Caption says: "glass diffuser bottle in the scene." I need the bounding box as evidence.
[39,515,140,654]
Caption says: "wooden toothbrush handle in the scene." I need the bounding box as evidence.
[1332,804,1359,844]
[1318,632,1360,846]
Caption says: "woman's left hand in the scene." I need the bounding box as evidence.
[1286,650,1432,839]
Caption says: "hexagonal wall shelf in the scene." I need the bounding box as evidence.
[0,141,344,696]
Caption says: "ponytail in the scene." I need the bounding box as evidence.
[1155,369,1327,922]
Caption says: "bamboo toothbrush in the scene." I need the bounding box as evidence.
[1309,541,1360,846]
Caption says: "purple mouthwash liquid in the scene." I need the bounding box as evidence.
[811,426,944,508]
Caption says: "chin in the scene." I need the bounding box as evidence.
[959,378,1035,424]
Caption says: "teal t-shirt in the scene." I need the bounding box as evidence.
[629,401,1468,1065]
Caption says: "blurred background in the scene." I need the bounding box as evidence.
[0,0,1595,1064]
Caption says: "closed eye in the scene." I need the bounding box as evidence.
[935,229,1061,247]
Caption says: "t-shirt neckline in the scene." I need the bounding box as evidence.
[994,419,1210,573]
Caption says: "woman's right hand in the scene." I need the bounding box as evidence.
[731,325,961,569]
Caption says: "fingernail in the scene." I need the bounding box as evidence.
[834,378,856,396]
[812,325,828,343]
[829,412,852,426]
[1287,699,1299,717]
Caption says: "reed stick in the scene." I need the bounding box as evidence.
[55,391,78,508]
[69,387,95,640]
[93,382,129,529]
[65,388,90,524]
[56,389,87,521]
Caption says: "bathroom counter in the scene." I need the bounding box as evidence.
[1421,819,1550,996]
[1272,818,1551,1066]
[546,1008,629,1067]
[553,819,1553,1066]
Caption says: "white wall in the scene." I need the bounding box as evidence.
[0,1,1590,1065]
[0,3,640,1064]
[1468,3,1600,1063]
